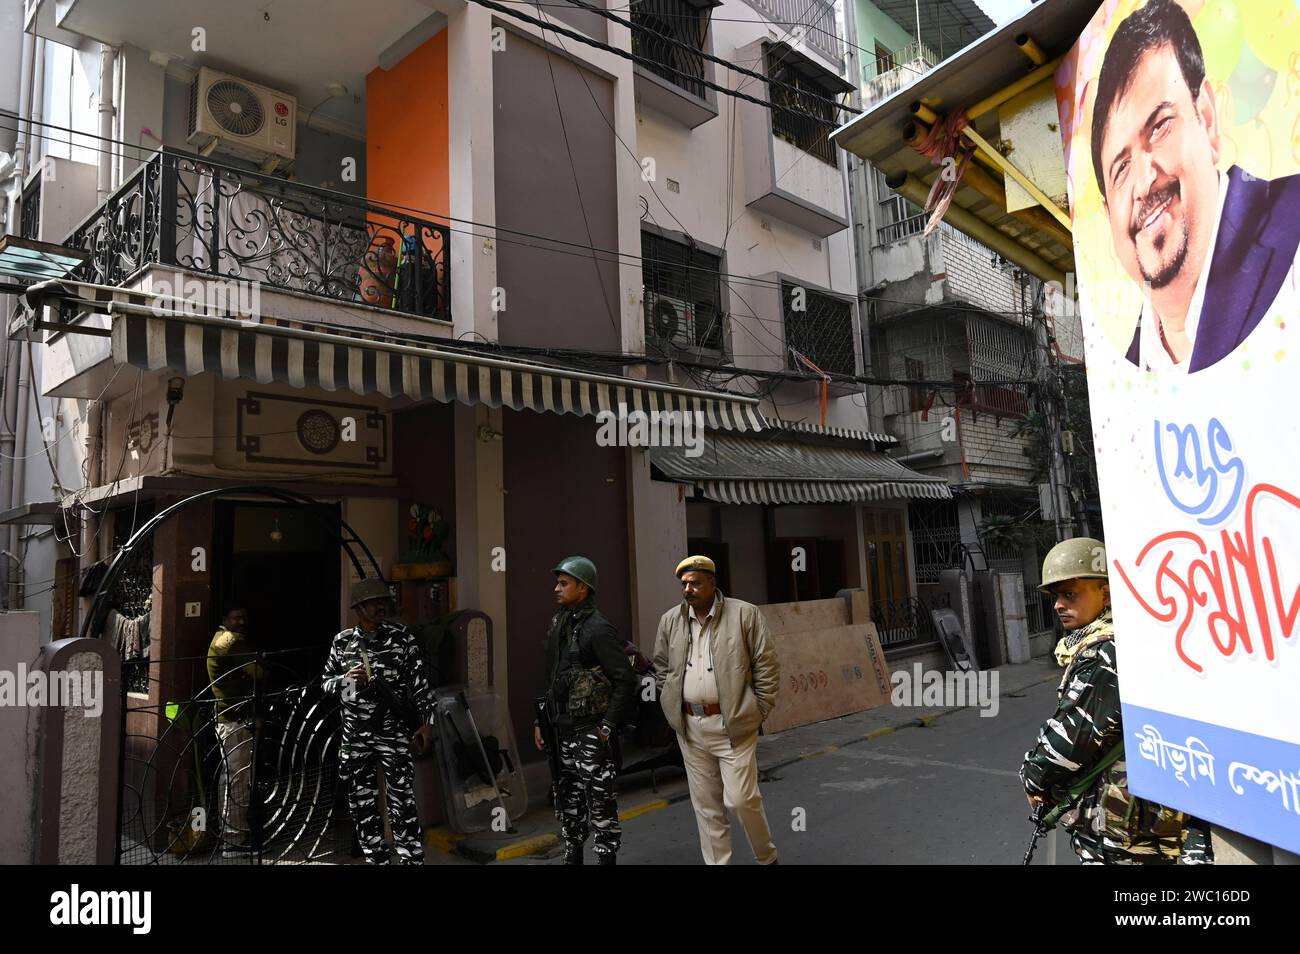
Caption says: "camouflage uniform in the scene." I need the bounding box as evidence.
[1021,610,1213,864]
[541,599,638,860]
[322,620,435,865]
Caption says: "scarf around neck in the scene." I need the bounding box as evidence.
[1053,608,1115,669]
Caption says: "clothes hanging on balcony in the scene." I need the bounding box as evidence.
[105,604,151,657]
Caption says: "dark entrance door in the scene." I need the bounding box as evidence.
[212,501,342,681]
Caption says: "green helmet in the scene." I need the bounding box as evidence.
[1038,537,1108,592]
[553,555,598,592]
[350,578,392,607]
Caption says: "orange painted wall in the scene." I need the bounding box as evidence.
[366,30,449,225]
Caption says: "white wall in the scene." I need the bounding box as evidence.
[38,41,99,167]
[632,3,864,431]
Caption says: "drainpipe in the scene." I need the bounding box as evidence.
[76,398,104,631]
[1,32,38,602]
[97,44,116,203]
[891,448,944,465]
[9,341,31,607]
[10,36,47,606]
[839,0,876,430]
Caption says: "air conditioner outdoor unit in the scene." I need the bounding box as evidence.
[187,66,297,163]
[646,291,725,353]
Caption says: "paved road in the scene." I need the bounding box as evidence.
[511,677,1076,865]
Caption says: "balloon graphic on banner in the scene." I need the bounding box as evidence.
[1195,0,1245,81]
[1240,0,1300,73]
[1228,46,1277,124]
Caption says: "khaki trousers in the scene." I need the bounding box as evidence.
[215,719,254,845]
[678,712,777,865]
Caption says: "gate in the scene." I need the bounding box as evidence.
[118,648,351,864]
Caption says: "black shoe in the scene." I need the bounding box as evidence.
[563,845,584,865]
[596,852,617,866]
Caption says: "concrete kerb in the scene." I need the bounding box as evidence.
[433,658,1063,863]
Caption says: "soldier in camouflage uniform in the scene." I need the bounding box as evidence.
[534,557,638,865]
[323,579,435,865]
[1021,538,1213,865]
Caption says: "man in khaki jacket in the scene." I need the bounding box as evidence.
[653,555,780,864]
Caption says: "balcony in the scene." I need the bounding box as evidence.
[631,0,721,129]
[736,40,851,237]
[62,148,450,323]
[742,0,842,68]
[861,40,936,109]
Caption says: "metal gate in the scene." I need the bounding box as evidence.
[117,649,352,865]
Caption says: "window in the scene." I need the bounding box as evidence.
[873,167,924,246]
[642,230,726,353]
[953,369,1029,417]
[631,0,713,99]
[782,280,855,377]
[904,356,928,412]
[874,42,896,77]
[765,43,840,167]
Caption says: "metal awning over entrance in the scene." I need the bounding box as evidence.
[22,280,765,431]
[651,432,951,504]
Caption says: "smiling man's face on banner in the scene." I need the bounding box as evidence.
[1097,43,1222,295]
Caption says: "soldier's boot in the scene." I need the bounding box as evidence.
[597,851,616,866]
[563,844,584,865]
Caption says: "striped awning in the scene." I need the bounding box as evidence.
[763,418,898,444]
[651,432,952,504]
[109,310,765,431]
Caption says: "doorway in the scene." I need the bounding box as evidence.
[211,501,342,680]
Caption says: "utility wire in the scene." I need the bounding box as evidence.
[0,116,1057,321]
[555,0,859,117]
[462,0,847,127]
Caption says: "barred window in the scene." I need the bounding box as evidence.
[631,0,713,99]
[783,280,855,377]
[642,231,726,352]
[765,44,840,167]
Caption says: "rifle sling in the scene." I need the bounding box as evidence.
[1044,744,1124,827]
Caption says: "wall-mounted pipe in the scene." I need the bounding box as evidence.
[97,45,116,204]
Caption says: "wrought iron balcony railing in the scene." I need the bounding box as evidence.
[63,148,450,322]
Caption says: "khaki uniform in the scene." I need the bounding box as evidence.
[653,593,780,864]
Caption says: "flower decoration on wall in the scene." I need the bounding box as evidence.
[405,503,451,565]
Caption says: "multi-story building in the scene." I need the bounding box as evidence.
[840,0,1072,641]
[1,0,955,836]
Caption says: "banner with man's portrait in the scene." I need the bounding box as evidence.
[1055,0,1300,851]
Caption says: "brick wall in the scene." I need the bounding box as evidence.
[957,410,1036,483]
[939,227,1019,316]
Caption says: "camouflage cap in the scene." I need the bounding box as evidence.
[675,555,717,578]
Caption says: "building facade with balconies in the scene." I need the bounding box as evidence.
[839,1,1063,646]
[1,0,959,849]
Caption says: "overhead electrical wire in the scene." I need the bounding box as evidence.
[461,0,849,127]
[0,116,1058,320]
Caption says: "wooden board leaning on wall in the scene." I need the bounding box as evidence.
[758,593,892,734]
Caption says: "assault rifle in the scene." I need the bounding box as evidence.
[363,675,423,734]
[1023,744,1124,865]
[534,694,562,800]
